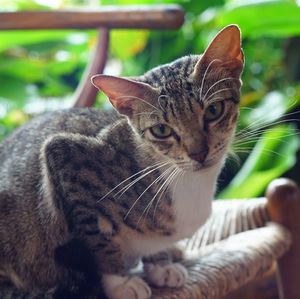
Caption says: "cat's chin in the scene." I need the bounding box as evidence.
[191,160,218,172]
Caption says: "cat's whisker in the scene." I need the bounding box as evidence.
[100,161,166,201]
[232,146,285,158]
[236,111,300,137]
[234,131,294,143]
[234,135,298,147]
[115,95,160,112]
[176,161,193,171]
[124,164,174,220]
[115,161,172,200]
[150,170,176,222]
[135,111,160,119]
[204,88,234,103]
[152,167,182,221]
[98,160,170,202]
[203,77,238,102]
[157,95,169,112]
[199,58,222,102]
[227,151,242,166]
[234,131,299,145]
[139,166,177,223]
[137,166,178,226]
[235,118,300,140]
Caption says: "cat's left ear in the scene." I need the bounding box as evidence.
[92,75,157,117]
[193,24,244,78]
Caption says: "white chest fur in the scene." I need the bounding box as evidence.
[171,164,221,240]
[123,163,222,259]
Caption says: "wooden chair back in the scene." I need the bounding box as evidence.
[0,6,184,107]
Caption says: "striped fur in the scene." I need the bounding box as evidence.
[0,26,244,299]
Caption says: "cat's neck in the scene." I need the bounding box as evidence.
[170,162,223,240]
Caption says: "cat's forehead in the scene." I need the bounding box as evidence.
[141,55,199,87]
[138,54,240,117]
[141,55,228,100]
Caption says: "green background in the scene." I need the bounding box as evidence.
[0,0,299,198]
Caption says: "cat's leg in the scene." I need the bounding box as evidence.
[144,263,187,288]
[142,246,188,288]
[68,208,152,299]
[102,274,151,299]
[43,134,153,299]
[62,203,152,299]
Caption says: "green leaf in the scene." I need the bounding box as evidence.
[238,91,293,129]
[0,0,50,11]
[0,58,46,82]
[0,31,88,53]
[0,77,29,107]
[219,124,300,199]
[214,0,300,38]
[110,30,149,60]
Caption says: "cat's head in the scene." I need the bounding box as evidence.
[92,25,244,172]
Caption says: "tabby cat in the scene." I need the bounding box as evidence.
[0,25,243,299]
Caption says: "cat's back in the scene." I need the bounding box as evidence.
[0,107,120,192]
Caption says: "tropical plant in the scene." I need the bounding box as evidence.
[0,0,299,198]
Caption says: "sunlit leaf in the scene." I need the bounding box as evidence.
[0,58,46,82]
[0,77,29,106]
[3,109,29,126]
[214,0,300,38]
[238,91,298,129]
[219,124,300,199]
[110,30,149,60]
[0,31,87,52]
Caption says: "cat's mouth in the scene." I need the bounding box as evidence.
[192,163,213,172]
[175,157,219,172]
[176,161,215,172]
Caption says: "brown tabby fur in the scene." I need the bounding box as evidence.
[0,25,243,299]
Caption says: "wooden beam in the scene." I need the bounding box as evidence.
[0,5,184,30]
[73,28,109,108]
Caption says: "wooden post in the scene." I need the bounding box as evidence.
[73,28,109,107]
[266,178,300,299]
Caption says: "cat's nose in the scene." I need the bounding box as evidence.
[189,149,208,163]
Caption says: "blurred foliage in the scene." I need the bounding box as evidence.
[0,0,299,198]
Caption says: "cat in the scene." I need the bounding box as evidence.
[0,24,243,299]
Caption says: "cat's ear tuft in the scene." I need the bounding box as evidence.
[194,24,244,78]
[92,75,157,117]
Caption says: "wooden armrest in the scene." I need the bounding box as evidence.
[267,178,300,299]
[152,224,291,299]
[0,5,184,30]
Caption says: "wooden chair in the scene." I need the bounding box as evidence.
[0,5,185,107]
[1,8,299,299]
[150,178,300,299]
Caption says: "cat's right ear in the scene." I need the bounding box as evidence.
[193,24,244,78]
[92,75,157,117]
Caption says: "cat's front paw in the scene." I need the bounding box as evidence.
[103,275,151,299]
[144,263,188,288]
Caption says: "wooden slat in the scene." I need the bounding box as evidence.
[73,28,109,107]
[0,5,184,30]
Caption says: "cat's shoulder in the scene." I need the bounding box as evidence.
[0,108,123,163]
[5,108,121,140]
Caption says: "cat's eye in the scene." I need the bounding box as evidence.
[204,101,224,122]
[149,124,173,139]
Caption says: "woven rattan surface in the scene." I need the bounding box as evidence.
[149,198,291,299]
